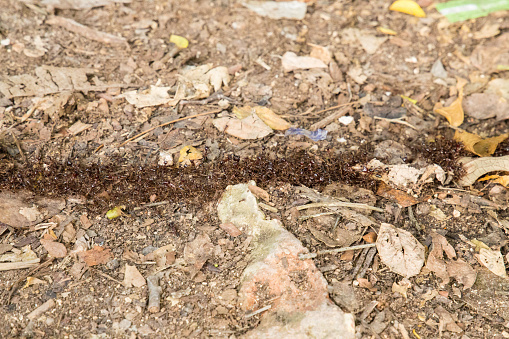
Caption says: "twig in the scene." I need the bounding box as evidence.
[299,243,376,260]
[374,116,417,130]
[245,304,272,318]
[296,202,384,213]
[133,201,169,211]
[299,211,336,221]
[90,267,123,285]
[147,274,162,313]
[27,299,55,320]
[356,246,377,279]
[9,130,26,163]
[119,109,221,147]
[46,16,127,45]
[3,259,54,304]
[309,106,351,131]
[301,101,358,116]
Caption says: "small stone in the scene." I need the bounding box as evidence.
[119,319,131,330]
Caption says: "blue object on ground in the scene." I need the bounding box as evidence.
[285,127,327,141]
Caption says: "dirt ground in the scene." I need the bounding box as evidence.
[1,0,509,338]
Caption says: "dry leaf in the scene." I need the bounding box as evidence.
[376,223,425,278]
[458,155,509,186]
[118,86,171,108]
[447,259,476,289]
[463,93,509,121]
[434,90,464,127]
[308,43,332,64]
[387,164,423,187]
[79,246,113,266]
[207,66,230,92]
[389,0,426,17]
[183,233,214,270]
[232,106,253,119]
[213,114,272,140]
[392,279,411,298]
[435,306,463,333]
[178,146,203,166]
[0,66,111,98]
[219,222,242,237]
[248,185,270,202]
[363,232,377,243]
[473,23,500,40]
[477,247,507,278]
[281,51,327,72]
[479,175,509,187]
[377,182,419,207]
[454,130,508,157]
[124,264,146,287]
[23,276,47,289]
[254,106,291,130]
[40,239,67,258]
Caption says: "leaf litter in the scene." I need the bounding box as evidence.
[0,0,508,337]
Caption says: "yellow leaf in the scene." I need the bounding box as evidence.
[232,105,253,119]
[389,0,426,18]
[454,130,508,157]
[23,276,46,289]
[254,106,291,130]
[478,175,509,187]
[169,35,189,49]
[471,238,490,252]
[106,205,125,220]
[377,27,397,35]
[178,145,203,166]
[434,90,464,127]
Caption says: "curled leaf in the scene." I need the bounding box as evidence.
[178,146,203,166]
[169,34,189,49]
[377,27,397,35]
[254,106,291,130]
[478,175,509,187]
[106,205,125,219]
[434,90,464,127]
[389,0,426,18]
[454,130,508,157]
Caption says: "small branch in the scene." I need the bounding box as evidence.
[299,243,376,260]
[301,101,358,116]
[245,304,271,318]
[27,299,55,320]
[296,202,384,213]
[147,274,162,313]
[299,211,336,221]
[374,116,417,130]
[119,109,221,147]
[133,201,169,211]
[46,16,127,45]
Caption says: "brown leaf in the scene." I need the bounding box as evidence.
[447,259,476,290]
[219,222,242,237]
[40,239,67,258]
[184,233,214,269]
[377,182,419,207]
[376,223,425,278]
[213,115,272,140]
[248,185,271,202]
[124,264,146,288]
[254,106,291,130]
[433,90,464,127]
[454,130,508,157]
[363,232,377,243]
[79,246,113,266]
